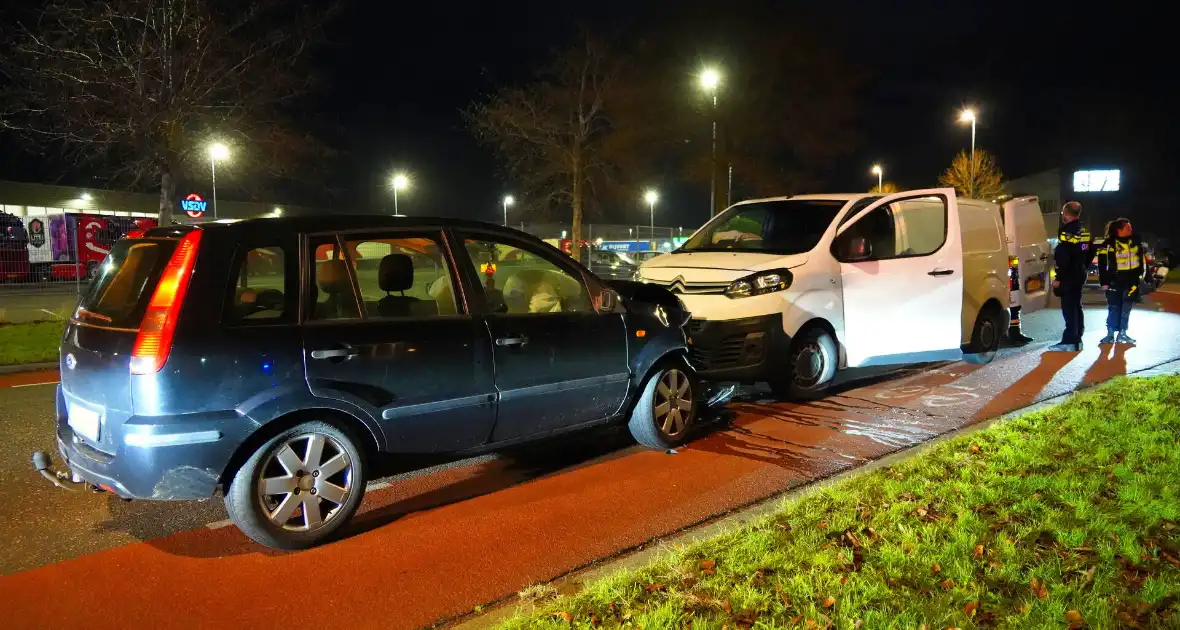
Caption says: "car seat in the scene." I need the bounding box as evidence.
[315,259,352,319]
[376,254,422,317]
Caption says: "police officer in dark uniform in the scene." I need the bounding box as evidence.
[1048,201,1093,351]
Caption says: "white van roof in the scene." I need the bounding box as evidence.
[728,193,870,209]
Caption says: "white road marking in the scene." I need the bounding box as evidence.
[205,519,234,529]
[10,381,60,388]
[40,309,66,319]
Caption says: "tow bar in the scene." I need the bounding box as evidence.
[31,451,109,494]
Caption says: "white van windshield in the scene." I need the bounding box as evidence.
[677,199,849,255]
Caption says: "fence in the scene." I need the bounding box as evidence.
[1,210,158,323]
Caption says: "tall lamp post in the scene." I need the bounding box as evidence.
[871,164,883,191]
[644,189,659,241]
[699,67,721,218]
[208,143,229,219]
[958,108,977,198]
[391,172,409,216]
[502,195,514,226]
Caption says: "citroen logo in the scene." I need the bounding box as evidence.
[65,353,77,370]
[668,275,687,294]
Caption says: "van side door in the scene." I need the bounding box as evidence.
[830,189,964,367]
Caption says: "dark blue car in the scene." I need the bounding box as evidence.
[39,216,699,549]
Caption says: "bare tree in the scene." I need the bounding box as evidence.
[939,149,1006,200]
[1,0,335,223]
[466,33,624,256]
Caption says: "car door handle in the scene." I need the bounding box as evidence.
[310,346,360,360]
[927,268,954,276]
[495,336,529,347]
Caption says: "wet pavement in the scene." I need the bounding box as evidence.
[3,291,1180,629]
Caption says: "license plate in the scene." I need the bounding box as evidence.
[1025,277,1044,293]
[68,403,101,442]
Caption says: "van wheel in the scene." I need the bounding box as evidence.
[225,421,367,550]
[963,305,1006,364]
[770,328,838,401]
[628,361,698,449]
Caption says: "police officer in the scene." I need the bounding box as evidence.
[1048,201,1094,351]
[1096,218,1144,344]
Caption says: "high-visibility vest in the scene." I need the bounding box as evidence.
[1113,240,1141,271]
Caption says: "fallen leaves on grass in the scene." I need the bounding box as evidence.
[551,611,573,624]
[963,600,979,616]
[1065,610,1086,628]
[931,563,942,574]
[970,443,981,454]
[823,596,836,609]
[1030,576,1049,600]
[939,578,956,591]
[644,583,666,593]
[973,544,985,559]
[700,559,716,575]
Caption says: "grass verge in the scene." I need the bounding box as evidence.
[0,321,63,366]
[503,376,1180,629]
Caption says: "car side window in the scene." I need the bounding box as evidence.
[341,233,458,318]
[309,236,361,321]
[226,246,290,323]
[460,235,593,314]
[834,196,947,261]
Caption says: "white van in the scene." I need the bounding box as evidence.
[637,188,1009,399]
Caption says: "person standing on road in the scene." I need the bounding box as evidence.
[1097,218,1144,344]
[1048,201,1094,351]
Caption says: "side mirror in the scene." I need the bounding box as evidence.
[842,236,872,262]
[596,288,620,312]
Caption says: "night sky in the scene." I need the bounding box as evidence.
[2,0,1173,237]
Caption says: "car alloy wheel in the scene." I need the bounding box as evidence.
[654,367,693,437]
[256,432,353,532]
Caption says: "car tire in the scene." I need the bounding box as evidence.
[963,304,1006,364]
[224,420,367,550]
[628,360,698,450]
[769,327,838,401]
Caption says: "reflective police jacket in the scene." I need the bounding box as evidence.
[1096,234,1145,289]
[1054,219,1094,285]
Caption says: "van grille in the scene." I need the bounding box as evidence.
[645,278,729,295]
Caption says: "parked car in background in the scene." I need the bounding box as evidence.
[636,188,1009,399]
[37,216,700,549]
[584,249,638,281]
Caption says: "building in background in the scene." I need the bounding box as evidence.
[1005,166,1130,241]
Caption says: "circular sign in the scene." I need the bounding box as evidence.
[180,193,208,218]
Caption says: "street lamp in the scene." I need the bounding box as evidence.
[391,172,410,216]
[208,142,230,219]
[502,194,514,226]
[871,164,883,191]
[958,108,977,197]
[699,66,722,218]
[644,189,659,241]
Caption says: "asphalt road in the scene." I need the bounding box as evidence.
[3,290,1180,629]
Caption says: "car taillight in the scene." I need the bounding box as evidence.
[130,230,202,375]
[1007,255,1019,290]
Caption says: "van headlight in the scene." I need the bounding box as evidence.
[725,269,793,299]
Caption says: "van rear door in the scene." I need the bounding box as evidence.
[831,188,963,367]
[1003,197,1051,314]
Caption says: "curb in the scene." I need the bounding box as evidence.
[0,362,58,375]
[448,357,1180,630]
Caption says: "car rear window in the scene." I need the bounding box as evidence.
[75,238,180,328]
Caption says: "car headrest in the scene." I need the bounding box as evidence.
[379,254,414,292]
[317,259,349,295]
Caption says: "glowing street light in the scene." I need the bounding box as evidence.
[958,108,978,197]
[871,164,883,190]
[391,172,410,216]
[699,66,722,218]
[502,194,514,226]
[208,142,230,219]
[644,189,659,240]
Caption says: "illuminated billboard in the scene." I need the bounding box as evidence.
[1073,170,1120,192]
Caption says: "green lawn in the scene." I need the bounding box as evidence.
[0,321,64,365]
[503,376,1180,629]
